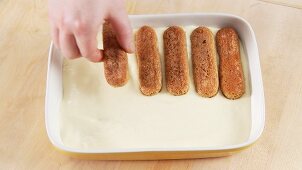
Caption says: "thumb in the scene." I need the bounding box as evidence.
[108,8,134,53]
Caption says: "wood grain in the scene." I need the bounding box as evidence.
[0,0,302,169]
[259,0,302,9]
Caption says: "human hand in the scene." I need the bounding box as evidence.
[48,0,134,62]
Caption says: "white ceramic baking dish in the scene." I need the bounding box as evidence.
[45,13,265,160]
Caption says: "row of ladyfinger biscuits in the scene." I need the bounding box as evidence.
[102,24,245,100]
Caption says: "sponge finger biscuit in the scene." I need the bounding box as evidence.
[135,26,162,96]
[163,26,189,95]
[191,27,219,97]
[216,27,245,99]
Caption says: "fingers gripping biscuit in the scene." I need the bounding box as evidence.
[103,23,128,87]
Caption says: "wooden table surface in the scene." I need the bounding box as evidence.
[1,0,302,169]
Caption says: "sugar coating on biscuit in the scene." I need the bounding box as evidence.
[135,26,162,96]
[191,27,219,97]
[216,27,245,99]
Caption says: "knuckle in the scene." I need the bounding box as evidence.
[59,18,72,32]
[83,51,101,62]
[59,17,88,33]
[73,20,89,34]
